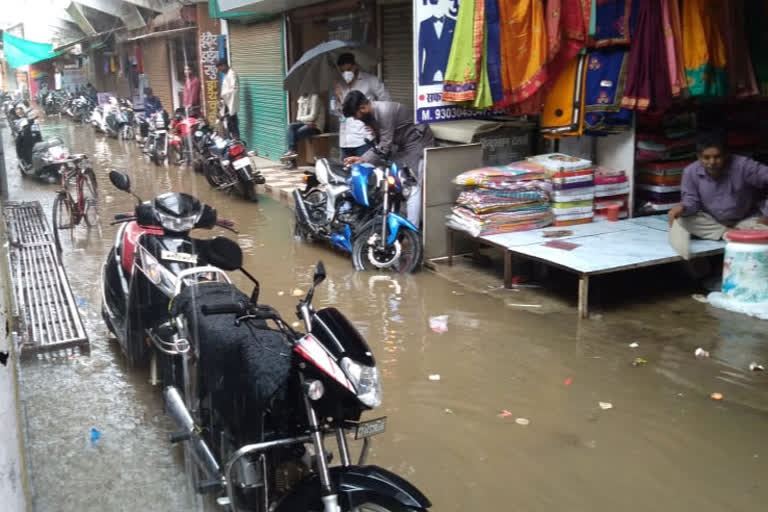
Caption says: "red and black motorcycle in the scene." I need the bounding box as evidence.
[169,107,201,166]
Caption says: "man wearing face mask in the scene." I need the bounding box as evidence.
[333,53,391,159]
[341,90,435,226]
[668,131,768,240]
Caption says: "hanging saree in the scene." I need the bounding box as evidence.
[484,0,504,105]
[620,0,671,112]
[592,0,632,47]
[661,0,686,97]
[682,0,727,97]
[443,0,484,102]
[546,0,591,84]
[745,1,768,96]
[496,0,548,106]
[721,0,758,98]
[583,48,632,134]
[473,7,493,110]
[540,54,588,137]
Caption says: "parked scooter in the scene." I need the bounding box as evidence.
[293,150,422,273]
[90,102,108,133]
[14,108,89,182]
[105,97,135,140]
[100,170,238,367]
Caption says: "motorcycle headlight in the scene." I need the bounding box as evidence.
[156,210,199,233]
[340,357,382,408]
[138,246,178,297]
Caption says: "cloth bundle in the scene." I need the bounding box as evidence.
[593,166,630,220]
[448,160,554,236]
[527,154,595,226]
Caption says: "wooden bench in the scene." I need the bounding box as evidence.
[297,132,339,165]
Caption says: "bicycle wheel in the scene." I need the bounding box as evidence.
[82,169,100,227]
[52,192,74,253]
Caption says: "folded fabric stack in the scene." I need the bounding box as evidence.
[635,159,693,213]
[527,153,594,227]
[447,162,553,237]
[592,167,630,221]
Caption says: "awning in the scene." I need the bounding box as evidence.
[2,32,64,69]
[123,26,195,42]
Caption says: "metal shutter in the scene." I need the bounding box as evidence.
[141,38,173,113]
[381,3,413,110]
[229,19,287,160]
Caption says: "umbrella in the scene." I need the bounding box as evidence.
[283,40,377,95]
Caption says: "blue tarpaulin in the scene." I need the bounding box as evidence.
[2,32,63,69]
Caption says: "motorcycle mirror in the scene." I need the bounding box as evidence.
[205,236,243,271]
[109,170,132,192]
[250,281,260,305]
[313,261,326,286]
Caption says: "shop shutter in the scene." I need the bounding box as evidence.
[381,2,414,110]
[141,38,173,113]
[229,19,287,160]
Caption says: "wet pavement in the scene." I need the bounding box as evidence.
[2,116,768,512]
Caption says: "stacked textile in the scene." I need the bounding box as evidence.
[448,162,553,237]
[593,167,630,220]
[527,153,595,226]
[635,111,696,214]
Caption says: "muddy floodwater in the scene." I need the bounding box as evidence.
[3,118,768,512]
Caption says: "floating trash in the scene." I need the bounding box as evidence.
[428,315,448,333]
[515,418,530,426]
[291,288,304,297]
[749,362,765,372]
[632,357,648,367]
[428,374,441,381]
[598,402,613,410]
[695,348,710,359]
[710,392,724,401]
[498,410,513,418]
[629,342,639,348]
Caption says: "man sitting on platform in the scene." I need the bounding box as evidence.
[668,132,768,240]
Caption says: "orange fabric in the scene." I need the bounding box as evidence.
[497,0,548,105]
[540,55,588,137]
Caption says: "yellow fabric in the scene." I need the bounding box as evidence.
[498,0,548,104]
[682,0,727,96]
[540,55,587,138]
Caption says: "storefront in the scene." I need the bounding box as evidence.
[228,18,287,159]
[378,1,413,109]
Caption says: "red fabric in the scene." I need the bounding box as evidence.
[135,45,143,74]
[183,77,201,108]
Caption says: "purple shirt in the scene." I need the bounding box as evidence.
[680,155,768,224]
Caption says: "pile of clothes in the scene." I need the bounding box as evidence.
[447,162,553,237]
[593,167,630,220]
[527,153,595,227]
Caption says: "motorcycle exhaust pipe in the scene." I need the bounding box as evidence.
[292,189,317,232]
[164,386,221,480]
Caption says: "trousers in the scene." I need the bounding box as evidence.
[286,122,320,150]
[679,212,768,240]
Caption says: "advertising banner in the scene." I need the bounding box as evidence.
[413,0,494,124]
[197,3,221,125]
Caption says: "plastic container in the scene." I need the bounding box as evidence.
[721,230,768,303]
[605,204,620,222]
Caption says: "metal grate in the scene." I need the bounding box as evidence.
[3,201,89,358]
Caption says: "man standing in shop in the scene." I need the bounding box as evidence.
[668,132,768,239]
[341,90,435,226]
[143,87,163,115]
[333,53,391,159]
[217,58,240,139]
[183,64,201,115]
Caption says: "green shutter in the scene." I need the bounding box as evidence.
[229,19,287,160]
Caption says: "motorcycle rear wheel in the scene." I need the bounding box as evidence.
[351,226,422,274]
[239,181,257,201]
[204,163,224,188]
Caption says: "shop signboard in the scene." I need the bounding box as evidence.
[413,0,494,124]
[197,3,221,125]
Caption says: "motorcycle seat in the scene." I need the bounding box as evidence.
[32,137,64,154]
[169,283,293,410]
[326,161,350,184]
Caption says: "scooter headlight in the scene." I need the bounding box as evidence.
[340,357,382,408]
[137,246,178,296]
[156,210,199,233]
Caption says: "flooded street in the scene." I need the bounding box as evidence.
[4,118,768,512]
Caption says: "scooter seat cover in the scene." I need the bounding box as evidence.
[32,137,64,153]
[170,283,293,411]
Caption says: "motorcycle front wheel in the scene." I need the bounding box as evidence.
[82,169,100,228]
[311,502,419,512]
[351,225,422,274]
[204,163,224,188]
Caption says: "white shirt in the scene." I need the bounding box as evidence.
[334,71,391,148]
[296,94,325,132]
[220,68,239,115]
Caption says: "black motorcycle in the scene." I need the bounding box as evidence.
[163,249,430,511]
[144,111,171,165]
[201,130,264,201]
[101,170,237,367]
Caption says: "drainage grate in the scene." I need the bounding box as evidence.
[3,201,89,357]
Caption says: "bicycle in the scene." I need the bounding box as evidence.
[51,155,100,252]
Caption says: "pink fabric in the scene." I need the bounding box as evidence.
[661,0,686,97]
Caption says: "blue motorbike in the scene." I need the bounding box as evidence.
[293,153,422,273]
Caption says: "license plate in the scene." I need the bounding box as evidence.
[161,250,198,264]
[350,417,387,440]
[233,157,250,170]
